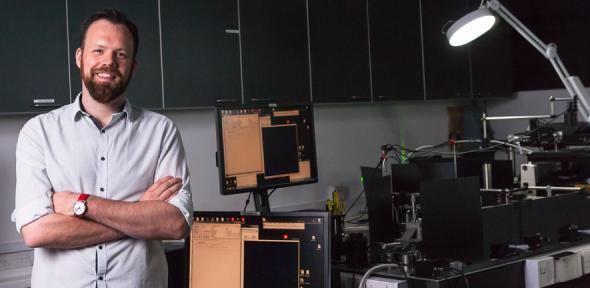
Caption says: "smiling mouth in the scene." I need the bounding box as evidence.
[94,72,116,80]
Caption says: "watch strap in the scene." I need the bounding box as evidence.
[78,193,89,202]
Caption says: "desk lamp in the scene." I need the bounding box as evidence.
[445,0,590,124]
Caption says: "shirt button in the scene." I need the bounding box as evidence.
[100,188,104,192]
[98,276,104,280]
[98,245,103,249]
[100,157,105,161]
[100,129,105,134]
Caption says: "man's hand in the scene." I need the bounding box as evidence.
[52,191,79,216]
[139,176,182,202]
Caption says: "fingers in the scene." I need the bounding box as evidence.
[159,182,183,201]
[146,176,174,194]
[141,177,183,201]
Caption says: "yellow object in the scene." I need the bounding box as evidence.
[326,189,345,216]
[326,199,333,213]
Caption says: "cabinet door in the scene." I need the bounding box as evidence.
[470,1,513,99]
[240,0,311,104]
[0,1,69,113]
[309,0,371,103]
[369,0,424,101]
[510,0,589,92]
[160,0,242,108]
[68,1,163,109]
[421,0,471,99]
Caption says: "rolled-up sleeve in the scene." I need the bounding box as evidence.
[12,119,54,233]
[154,120,193,227]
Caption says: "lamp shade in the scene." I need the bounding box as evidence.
[447,7,496,46]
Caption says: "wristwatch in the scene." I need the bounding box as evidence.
[73,193,89,216]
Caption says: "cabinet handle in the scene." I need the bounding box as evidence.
[215,99,238,104]
[348,96,369,100]
[249,98,271,103]
[31,99,61,108]
[31,103,62,108]
[476,92,492,97]
[377,95,394,100]
[224,29,240,34]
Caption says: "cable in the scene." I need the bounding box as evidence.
[399,107,569,162]
[445,267,470,288]
[243,192,252,211]
[489,139,534,154]
[267,188,277,198]
[345,209,367,224]
[402,141,451,162]
[343,189,365,217]
[345,158,384,217]
[357,263,407,288]
[402,138,534,160]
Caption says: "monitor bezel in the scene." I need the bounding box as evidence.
[187,211,331,288]
[215,103,319,196]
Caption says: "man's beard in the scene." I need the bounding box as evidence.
[80,62,132,104]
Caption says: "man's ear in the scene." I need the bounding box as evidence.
[75,48,82,68]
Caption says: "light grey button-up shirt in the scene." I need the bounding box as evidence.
[12,95,193,288]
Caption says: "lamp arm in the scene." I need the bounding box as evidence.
[486,0,590,123]
[486,1,548,56]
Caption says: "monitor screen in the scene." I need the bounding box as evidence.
[216,104,318,195]
[188,211,330,288]
[243,240,299,288]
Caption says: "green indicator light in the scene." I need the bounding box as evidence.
[400,125,406,162]
[401,147,407,162]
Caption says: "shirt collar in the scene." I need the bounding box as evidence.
[70,93,136,123]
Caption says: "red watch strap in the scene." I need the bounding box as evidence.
[78,193,89,201]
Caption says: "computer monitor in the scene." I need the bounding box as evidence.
[215,104,319,210]
[243,240,299,288]
[188,211,330,288]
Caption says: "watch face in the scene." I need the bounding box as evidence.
[73,201,86,216]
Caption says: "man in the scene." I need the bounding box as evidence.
[11,9,192,288]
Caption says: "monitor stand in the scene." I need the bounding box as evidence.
[252,189,271,213]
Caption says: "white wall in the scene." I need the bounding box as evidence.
[0,116,30,249]
[486,88,579,140]
[0,101,459,249]
[485,87,590,170]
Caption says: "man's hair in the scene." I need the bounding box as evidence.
[79,8,139,59]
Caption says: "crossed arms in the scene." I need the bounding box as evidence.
[21,176,187,249]
[21,177,187,248]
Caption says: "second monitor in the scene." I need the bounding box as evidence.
[215,104,319,197]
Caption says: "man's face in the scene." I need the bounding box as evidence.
[76,19,136,104]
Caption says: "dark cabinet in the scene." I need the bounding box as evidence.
[0,1,70,113]
[309,0,371,103]
[240,0,311,104]
[67,1,163,109]
[369,0,424,101]
[510,0,590,92]
[469,5,513,99]
[160,0,242,108]
[421,0,471,99]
